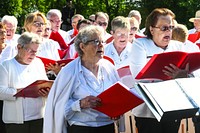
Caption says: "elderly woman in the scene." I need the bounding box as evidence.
[24,11,64,78]
[44,25,121,133]
[130,8,189,133]
[0,32,49,133]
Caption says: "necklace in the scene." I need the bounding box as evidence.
[82,65,104,94]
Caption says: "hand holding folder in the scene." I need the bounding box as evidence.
[14,80,54,98]
[136,51,200,80]
[93,82,143,117]
[37,56,73,68]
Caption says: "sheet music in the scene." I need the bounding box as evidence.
[140,80,194,112]
[176,78,200,107]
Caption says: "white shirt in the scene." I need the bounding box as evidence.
[130,38,185,118]
[0,34,20,63]
[188,28,197,34]
[0,57,48,123]
[65,60,117,127]
[36,38,61,60]
[58,29,71,45]
[104,42,133,69]
[44,57,120,133]
[65,29,74,44]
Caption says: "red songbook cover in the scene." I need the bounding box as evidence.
[135,51,200,80]
[188,32,200,43]
[37,56,73,68]
[105,36,113,44]
[14,80,54,98]
[103,55,115,65]
[93,82,143,117]
[117,65,134,88]
[117,65,132,78]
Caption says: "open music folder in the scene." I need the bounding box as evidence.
[135,78,200,122]
[117,65,134,88]
[93,81,143,117]
[14,80,54,98]
[135,51,200,80]
[37,56,74,68]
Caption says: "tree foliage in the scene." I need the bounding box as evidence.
[0,0,199,31]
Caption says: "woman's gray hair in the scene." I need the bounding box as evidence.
[74,25,104,57]
[18,32,41,47]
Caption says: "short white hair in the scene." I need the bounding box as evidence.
[128,10,141,18]
[1,15,18,29]
[46,9,62,20]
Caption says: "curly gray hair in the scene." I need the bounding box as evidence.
[74,25,104,57]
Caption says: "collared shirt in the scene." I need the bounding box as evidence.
[104,41,133,69]
[130,38,185,118]
[65,59,118,127]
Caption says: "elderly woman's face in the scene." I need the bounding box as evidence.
[113,28,130,48]
[17,43,39,64]
[30,16,45,36]
[150,15,173,48]
[81,34,104,61]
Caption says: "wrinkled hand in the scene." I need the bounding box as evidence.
[80,96,102,109]
[38,87,50,97]
[46,63,65,75]
[162,63,189,79]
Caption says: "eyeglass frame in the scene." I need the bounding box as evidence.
[96,21,108,27]
[85,39,104,46]
[152,25,174,31]
[22,46,37,54]
[49,19,63,24]
[33,21,46,27]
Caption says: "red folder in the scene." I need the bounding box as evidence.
[117,65,134,88]
[135,51,200,80]
[103,55,115,65]
[14,80,54,98]
[105,36,113,44]
[117,65,132,78]
[37,56,73,68]
[188,32,200,43]
[93,82,143,117]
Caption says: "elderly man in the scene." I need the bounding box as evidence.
[188,10,200,34]
[46,9,70,44]
[0,15,20,63]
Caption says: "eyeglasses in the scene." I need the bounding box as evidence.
[50,19,63,24]
[97,21,108,26]
[86,39,104,46]
[33,22,45,27]
[116,32,129,37]
[131,27,138,31]
[6,28,15,32]
[23,47,37,54]
[152,25,174,31]
[89,19,95,23]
